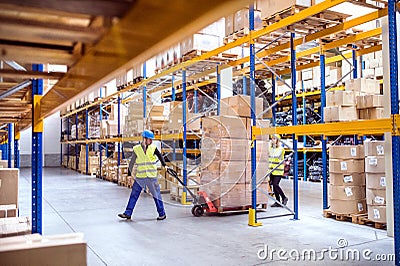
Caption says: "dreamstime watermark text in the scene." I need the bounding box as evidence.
[257,238,395,262]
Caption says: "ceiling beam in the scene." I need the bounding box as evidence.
[0,69,65,79]
[0,80,31,100]
[0,0,136,17]
[0,82,18,88]
[0,44,78,65]
[0,17,105,45]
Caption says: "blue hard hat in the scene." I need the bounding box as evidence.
[142,130,154,139]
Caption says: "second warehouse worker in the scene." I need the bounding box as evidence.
[118,130,168,220]
[269,134,288,207]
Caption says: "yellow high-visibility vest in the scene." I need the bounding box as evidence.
[133,144,158,178]
[269,145,284,176]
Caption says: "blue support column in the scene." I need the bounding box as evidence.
[271,75,276,126]
[99,88,103,177]
[117,94,121,182]
[217,66,221,115]
[181,69,189,204]
[85,109,89,175]
[290,32,299,220]
[320,53,328,210]
[194,89,198,114]
[352,45,358,79]
[171,75,176,101]
[248,5,261,226]
[7,123,12,168]
[32,63,43,234]
[388,0,399,264]
[14,127,20,168]
[75,113,78,171]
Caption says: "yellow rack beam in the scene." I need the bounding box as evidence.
[253,115,400,138]
[162,148,201,155]
[275,86,344,102]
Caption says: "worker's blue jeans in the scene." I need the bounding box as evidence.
[124,178,165,217]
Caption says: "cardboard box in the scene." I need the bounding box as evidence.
[345,78,380,94]
[202,116,247,139]
[328,159,364,174]
[220,95,263,118]
[258,0,311,19]
[187,113,201,132]
[329,185,366,200]
[366,188,386,205]
[367,205,386,223]
[0,217,31,238]
[330,199,366,214]
[358,108,385,120]
[324,106,358,122]
[225,15,234,36]
[201,160,247,184]
[366,173,386,189]
[365,156,385,173]
[0,169,18,218]
[0,160,7,168]
[326,90,356,107]
[180,33,220,55]
[329,145,364,159]
[246,160,269,185]
[0,233,87,266]
[201,138,249,164]
[365,95,384,108]
[234,9,262,32]
[364,140,385,156]
[329,173,365,186]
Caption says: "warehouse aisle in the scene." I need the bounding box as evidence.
[18,168,394,265]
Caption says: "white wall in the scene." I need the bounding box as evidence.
[19,111,61,167]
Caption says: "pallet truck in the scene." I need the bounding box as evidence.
[167,168,218,217]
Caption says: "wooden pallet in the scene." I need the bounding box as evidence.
[170,194,194,203]
[323,210,387,229]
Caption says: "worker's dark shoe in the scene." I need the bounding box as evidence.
[118,213,131,219]
[271,202,281,207]
[282,197,288,206]
[157,215,166,220]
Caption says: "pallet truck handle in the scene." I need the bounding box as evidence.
[166,167,198,200]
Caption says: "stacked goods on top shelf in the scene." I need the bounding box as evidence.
[256,0,312,21]
[362,51,383,79]
[364,140,387,224]
[328,145,366,215]
[200,95,270,209]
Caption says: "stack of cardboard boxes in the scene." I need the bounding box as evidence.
[78,149,98,174]
[364,140,387,223]
[0,233,87,265]
[324,90,358,122]
[0,169,19,218]
[200,95,269,208]
[161,101,188,133]
[325,78,381,122]
[346,78,381,120]
[328,145,366,214]
[123,101,150,138]
[146,105,167,132]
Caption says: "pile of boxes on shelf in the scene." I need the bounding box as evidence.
[78,149,99,175]
[88,114,101,139]
[363,51,383,78]
[324,78,382,122]
[101,104,126,138]
[328,141,387,224]
[200,95,270,209]
[123,101,149,138]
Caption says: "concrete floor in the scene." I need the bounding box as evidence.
[17,168,394,265]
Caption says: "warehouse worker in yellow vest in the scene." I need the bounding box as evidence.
[118,130,168,220]
[269,134,288,207]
